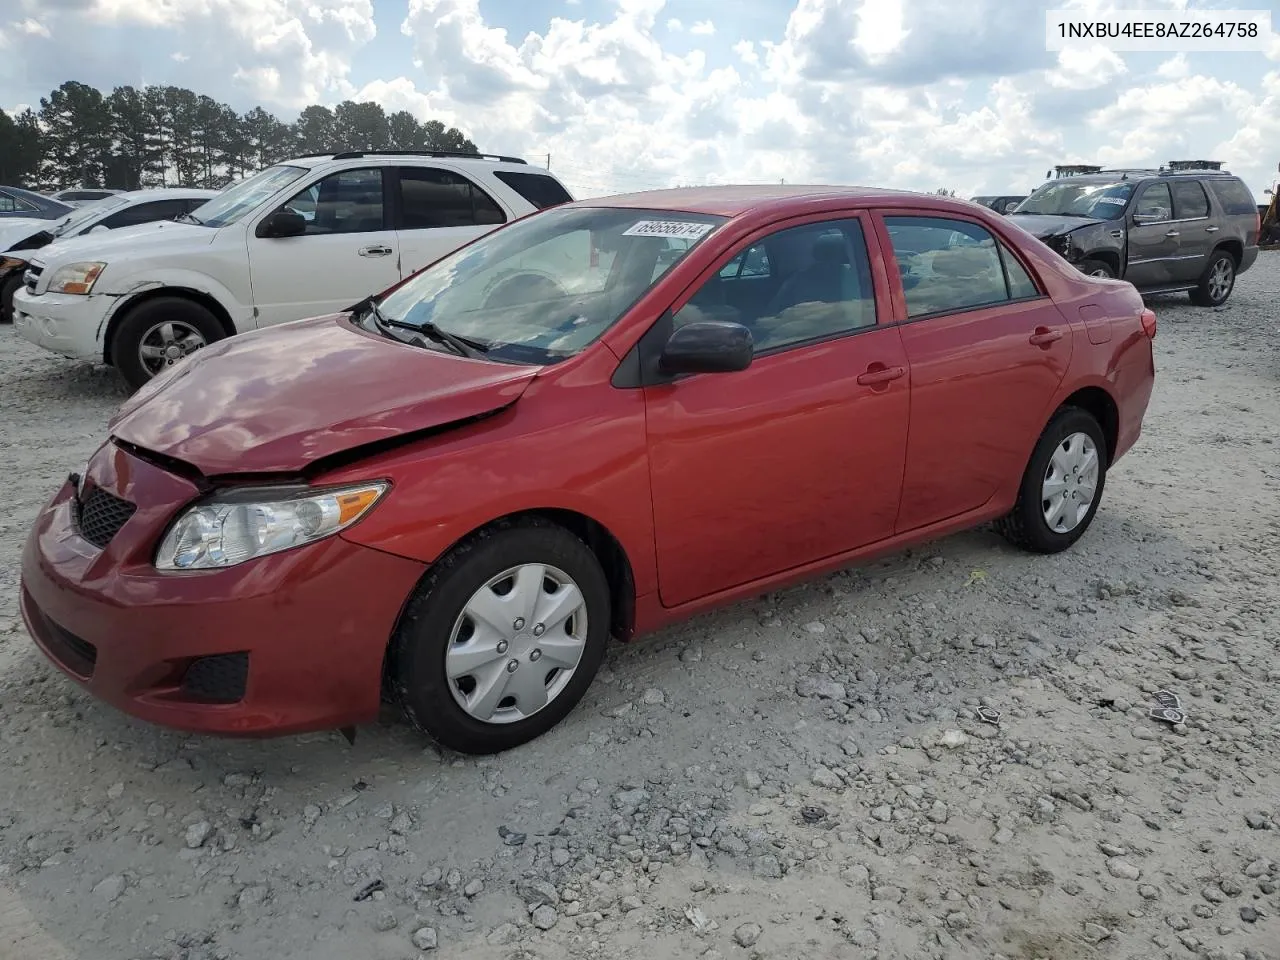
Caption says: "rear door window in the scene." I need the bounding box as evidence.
[883,216,1039,318]
[1171,181,1210,220]
[398,167,507,229]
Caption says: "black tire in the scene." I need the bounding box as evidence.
[1189,249,1235,306]
[995,406,1108,554]
[1076,258,1116,279]
[109,296,225,392]
[0,272,22,324]
[391,518,611,755]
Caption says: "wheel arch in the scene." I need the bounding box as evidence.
[103,285,238,364]
[1058,385,1119,465]
[1210,238,1243,267]
[378,507,639,699]
[1081,250,1121,277]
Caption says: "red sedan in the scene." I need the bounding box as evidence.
[20,186,1156,754]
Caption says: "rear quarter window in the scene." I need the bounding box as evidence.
[492,171,574,209]
[1206,178,1257,216]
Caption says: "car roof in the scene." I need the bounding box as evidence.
[292,151,539,174]
[564,184,987,219]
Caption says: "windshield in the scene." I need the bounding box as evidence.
[188,164,310,228]
[52,194,129,236]
[376,206,725,364]
[1012,180,1135,220]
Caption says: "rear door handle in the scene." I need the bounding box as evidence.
[856,364,906,386]
[1164,230,1180,238]
[359,244,393,257]
[1028,327,1064,347]
[1205,225,1220,233]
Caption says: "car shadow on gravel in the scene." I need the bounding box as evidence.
[1,353,129,410]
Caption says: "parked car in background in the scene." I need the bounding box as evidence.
[1007,165,1260,305]
[46,188,125,208]
[12,150,575,389]
[0,185,73,220]
[19,185,1156,753]
[971,195,1026,214]
[1,188,219,323]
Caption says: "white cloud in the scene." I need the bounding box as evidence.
[16,18,51,37]
[3,0,1279,201]
[171,52,189,62]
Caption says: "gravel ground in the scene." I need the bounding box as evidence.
[1,258,1278,960]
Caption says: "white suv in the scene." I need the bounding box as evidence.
[13,151,575,389]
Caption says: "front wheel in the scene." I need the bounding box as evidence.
[391,519,611,754]
[995,406,1108,554]
[1189,251,1235,306]
[109,296,225,391]
[1076,258,1116,279]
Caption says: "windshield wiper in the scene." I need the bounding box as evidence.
[175,211,203,225]
[364,298,489,359]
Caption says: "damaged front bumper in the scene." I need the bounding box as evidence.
[12,288,117,363]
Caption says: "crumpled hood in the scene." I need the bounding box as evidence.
[36,219,216,267]
[1005,213,1108,239]
[109,314,540,476]
[0,218,49,253]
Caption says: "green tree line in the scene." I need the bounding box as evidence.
[0,80,479,191]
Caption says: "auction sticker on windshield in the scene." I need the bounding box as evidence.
[623,220,715,240]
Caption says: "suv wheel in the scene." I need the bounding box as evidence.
[1189,251,1235,307]
[110,297,225,391]
[1076,258,1116,279]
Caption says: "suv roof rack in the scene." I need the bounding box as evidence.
[327,149,529,164]
[1051,164,1103,177]
[1166,159,1223,171]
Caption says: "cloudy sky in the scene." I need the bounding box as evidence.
[2,0,1279,201]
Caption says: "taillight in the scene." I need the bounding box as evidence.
[1140,307,1157,339]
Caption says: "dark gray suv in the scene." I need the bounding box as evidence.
[1007,166,1260,306]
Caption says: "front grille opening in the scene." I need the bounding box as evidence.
[181,653,248,704]
[77,486,137,549]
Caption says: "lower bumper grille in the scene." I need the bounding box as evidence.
[181,653,249,704]
[24,588,98,679]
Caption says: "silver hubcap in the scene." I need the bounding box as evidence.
[446,563,588,724]
[1042,431,1099,533]
[1208,259,1232,300]
[1089,268,1110,278]
[138,321,207,375]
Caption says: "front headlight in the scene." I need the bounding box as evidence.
[47,261,106,295]
[155,481,388,571]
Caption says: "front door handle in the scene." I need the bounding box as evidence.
[1164,230,1180,238]
[1205,225,1220,233]
[1028,327,1064,347]
[359,244,393,257]
[856,363,906,386]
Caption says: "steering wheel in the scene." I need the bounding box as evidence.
[482,271,567,310]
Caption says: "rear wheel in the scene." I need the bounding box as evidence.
[995,406,1108,554]
[1189,250,1235,306]
[0,273,22,324]
[1076,258,1115,279]
[109,297,225,391]
[391,518,611,754]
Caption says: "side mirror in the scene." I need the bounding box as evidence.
[659,321,753,375]
[259,209,307,238]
